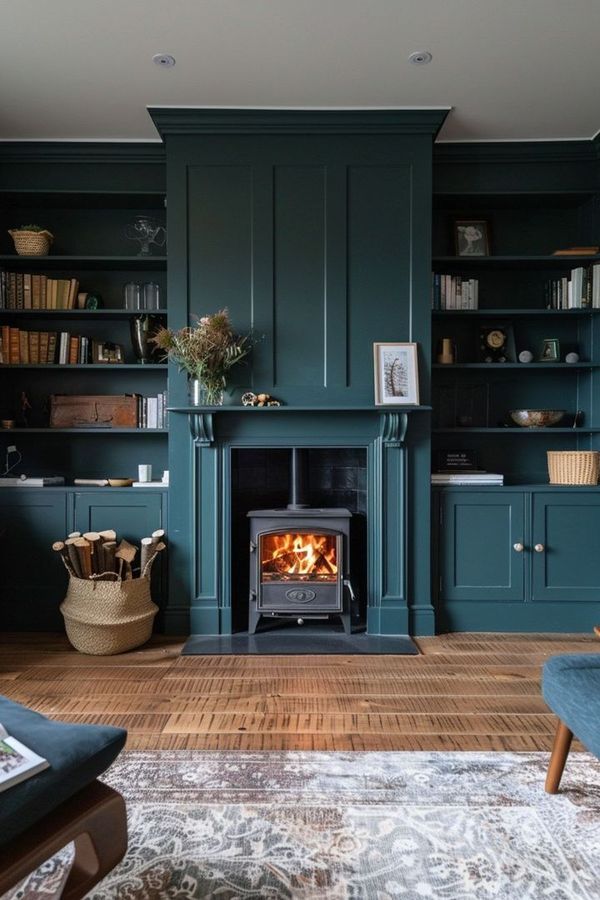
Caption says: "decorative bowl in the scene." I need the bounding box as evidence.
[107,477,133,487]
[509,409,566,428]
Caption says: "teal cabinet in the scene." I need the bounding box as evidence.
[440,492,526,603]
[437,487,600,632]
[0,489,68,630]
[532,493,600,603]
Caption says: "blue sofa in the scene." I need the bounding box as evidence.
[0,695,127,898]
[542,654,600,793]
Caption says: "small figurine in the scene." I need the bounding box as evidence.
[241,391,281,407]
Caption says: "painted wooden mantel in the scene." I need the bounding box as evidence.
[151,108,448,636]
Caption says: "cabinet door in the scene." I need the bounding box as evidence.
[0,490,68,630]
[440,492,526,602]
[73,491,164,540]
[532,492,600,602]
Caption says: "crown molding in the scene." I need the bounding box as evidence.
[0,142,165,165]
[148,107,451,139]
[434,140,596,165]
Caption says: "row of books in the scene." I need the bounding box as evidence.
[138,392,168,429]
[545,265,600,310]
[432,274,479,310]
[0,271,80,310]
[0,328,118,365]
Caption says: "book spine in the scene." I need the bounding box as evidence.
[9,327,20,364]
[39,332,49,364]
[68,336,79,365]
[30,331,40,364]
[47,332,57,364]
[23,273,32,309]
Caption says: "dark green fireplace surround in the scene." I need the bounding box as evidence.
[151,109,448,636]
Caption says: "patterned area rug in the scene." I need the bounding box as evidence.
[8,750,600,899]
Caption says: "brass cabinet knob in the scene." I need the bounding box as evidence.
[513,542,524,552]
[534,543,545,553]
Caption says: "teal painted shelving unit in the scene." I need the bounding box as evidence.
[431,153,600,631]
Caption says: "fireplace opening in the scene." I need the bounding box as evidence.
[231,447,367,634]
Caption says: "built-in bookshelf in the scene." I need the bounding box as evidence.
[0,185,169,483]
[431,188,600,485]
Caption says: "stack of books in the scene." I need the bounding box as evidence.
[545,263,600,309]
[0,328,120,365]
[0,271,79,310]
[432,274,479,310]
[431,471,504,486]
[138,392,169,429]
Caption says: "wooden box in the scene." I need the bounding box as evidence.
[49,395,138,429]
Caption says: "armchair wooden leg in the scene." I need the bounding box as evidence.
[545,720,573,794]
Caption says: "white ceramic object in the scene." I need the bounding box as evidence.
[518,350,534,363]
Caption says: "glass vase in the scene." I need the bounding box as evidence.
[189,378,225,407]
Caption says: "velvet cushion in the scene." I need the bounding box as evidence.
[0,694,126,847]
[542,654,600,757]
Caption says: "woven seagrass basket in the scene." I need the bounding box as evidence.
[8,228,53,256]
[547,450,600,485]
[60,574,158,655]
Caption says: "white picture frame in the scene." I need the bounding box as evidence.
[373,342,420,406]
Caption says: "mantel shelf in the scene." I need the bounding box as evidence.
[168,405,431,413]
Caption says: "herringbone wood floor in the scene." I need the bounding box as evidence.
[1,632,598,751]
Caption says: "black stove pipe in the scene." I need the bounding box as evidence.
[287,448,310,510]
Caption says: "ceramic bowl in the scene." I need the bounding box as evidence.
[107,477,133,487]
[509,409,566,428]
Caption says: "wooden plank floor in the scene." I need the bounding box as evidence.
[1,632,598,751]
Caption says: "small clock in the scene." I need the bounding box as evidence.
[478,324,515,363]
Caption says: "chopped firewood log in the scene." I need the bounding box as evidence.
[65,538,83,578]
[73,538,92,579]
[98,529,117,542]
[151,529,165,546]
[140,537,153,574]
[143,541,166,576]
[51,541,75,576]
[102,541,116,574]
[67,532,81,539]
[115,539,137,580]
[82,532,102,575]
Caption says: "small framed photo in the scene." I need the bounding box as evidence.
[373,342,420,406]
[454,219,490,257]
[539,338,560,362]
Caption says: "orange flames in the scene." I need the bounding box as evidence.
[261,532,337,582]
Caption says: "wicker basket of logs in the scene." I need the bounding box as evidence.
[53,529,165,655]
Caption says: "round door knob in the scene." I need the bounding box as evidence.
[513,542,524,552]
[534,543,545,553]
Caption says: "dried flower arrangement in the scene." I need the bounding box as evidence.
[151,309,254,405]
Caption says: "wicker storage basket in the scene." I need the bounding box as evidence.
[60,574,158,655]
[547,450,600,485]
[8,228,53,256]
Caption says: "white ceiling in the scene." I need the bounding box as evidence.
[1,0,599,143]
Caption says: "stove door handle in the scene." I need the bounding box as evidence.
[343,578,356,604]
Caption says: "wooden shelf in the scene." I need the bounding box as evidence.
[433,308,598,316]
[1,190,166,209]
[0,309,167,318]
[169,405,432,413]
[1,364,167,370]
[432,363,596,370]
[433,427,600,434]
[433,255,600,267]
[2,428,168,434]
[0,255,167,270]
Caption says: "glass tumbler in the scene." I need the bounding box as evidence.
[124,281,142,310]
[142,282,161,310]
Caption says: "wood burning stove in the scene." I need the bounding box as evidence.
[247,449,354,634]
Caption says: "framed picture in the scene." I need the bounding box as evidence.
[454,219,490,257]
[539,338,560,362]
[373,342,420,406]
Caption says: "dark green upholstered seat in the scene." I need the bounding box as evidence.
[542,655,600,757]
[0,694,126,847]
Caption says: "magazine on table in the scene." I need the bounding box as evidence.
[0,722,49,792]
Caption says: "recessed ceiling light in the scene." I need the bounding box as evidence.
[408,51,432,65]
[153,53,176,68]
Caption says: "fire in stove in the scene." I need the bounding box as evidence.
[261,532,337,582]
